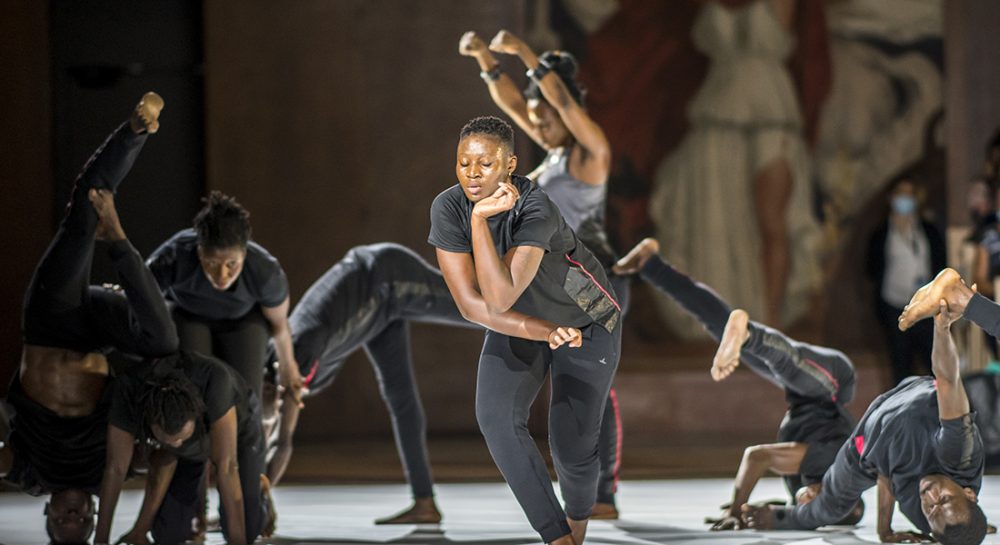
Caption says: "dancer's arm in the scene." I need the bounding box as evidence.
[459,31,545,149]
[262,298,305,408]
[716,442,806,528]
[94,425,137,544]
[118,450,178,545]
[489,30,610,185]
[470,182,541,313]
[267,396,300,485]
[933,301,970,420]
[437,249,580,347]
[211,407,247,545]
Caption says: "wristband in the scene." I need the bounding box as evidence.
[526,61,552,82]
[480,64,503,83]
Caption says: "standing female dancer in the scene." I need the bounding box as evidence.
[0,93,176,544]
[266,242,474,524]
[147,192,304,403]
[459,29,624,518]
[429,116,621,545]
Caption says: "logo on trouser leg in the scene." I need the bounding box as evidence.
[599,357,607,365]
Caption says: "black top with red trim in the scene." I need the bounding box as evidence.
[429,175,619,332]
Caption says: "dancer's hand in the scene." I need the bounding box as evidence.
[707,512,743,531]
[90,189,127,241]
[459,31,487,56]
[280,364,307,409]
[472,182,520,219]
[879,531,934,543]
[547,326,582,349]
[115,528,152,545]
[489,30,525,56]
[740,504,776,530]
[934,299,964,330]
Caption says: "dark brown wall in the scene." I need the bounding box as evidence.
[203,1,526,438]
[0,2,51,394]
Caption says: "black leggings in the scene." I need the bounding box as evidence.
[638,255,855,405]
[596,274,629,505]
[173,306,269,397]
[151,395,268,545]
[21,122,176,357]
[475,323,621,543]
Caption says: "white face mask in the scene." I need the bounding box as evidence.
[892,195,916,216]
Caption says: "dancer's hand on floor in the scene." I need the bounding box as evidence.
[740,503,775,530]
[878,530,934,543]
[547,326,582,349]
[706,512,743,531]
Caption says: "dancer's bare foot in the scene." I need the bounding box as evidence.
[590,502,619,520]
[129,91,164,134]
[89,189,126,241]
[612,238,660,275]
[261,474,277,537]
[712,309,749,382]
[374,497,442,524]
[898,268,975,331]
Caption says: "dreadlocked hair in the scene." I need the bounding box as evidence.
[193,190,251,250]
[140,369,205,436]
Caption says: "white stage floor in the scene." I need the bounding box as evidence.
[3,477,1000,544]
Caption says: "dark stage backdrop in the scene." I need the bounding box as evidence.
[203,1,528,439]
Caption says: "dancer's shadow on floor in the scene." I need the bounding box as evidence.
[258,519,871,545]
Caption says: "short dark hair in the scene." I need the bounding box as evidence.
[524,50,586,107]
[987,127,1000,153]
[193,190,251,250]
[937,502,988,545]
[459,116,515,154]
[141,366,206,436]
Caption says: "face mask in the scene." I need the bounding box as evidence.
[892,195,916,216]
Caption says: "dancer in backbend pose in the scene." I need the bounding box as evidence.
[430,116,621,545]
[742,297,986,545]
[265,242,473,524]
[613,238,863,530]
[0,94,177,544]
[460,29,624,518]
[94,353,273,545]
[147,191,304,403]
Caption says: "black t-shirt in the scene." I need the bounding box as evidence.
[428,176,619,332]
[109,352,253,461]
[147,229,288,321]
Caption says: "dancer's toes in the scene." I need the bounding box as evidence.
[613,238,660,275]
[374,499,442,525]
[590,502,619,520]
[712,309,749,381]
[130,91,165,134]
[898,268,962,331]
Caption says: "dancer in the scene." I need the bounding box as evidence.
[94,354,272,545]
[430,116,621,545]
[0,93,176,544]
[742,299,986,545]
[266,242,473,524]
[459,28,623,518]
[147,191,304,402]
[613,238,861,530]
